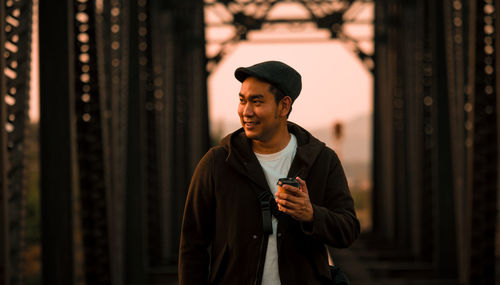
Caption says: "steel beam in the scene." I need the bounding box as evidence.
[39,1,77,284]
[160,0,209,275]
[0,1,9,283]
[469,1,498,284]
[124,0,148,283]
[72,0,113,283]
[97,0,129,284]
[1,0,33,284]
[204,0,374,74]
[372,0,395,243]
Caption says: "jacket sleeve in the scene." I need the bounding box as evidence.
[302,151,360,248]
[178,149,215,285]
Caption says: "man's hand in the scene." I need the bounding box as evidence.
[275,177,314,222]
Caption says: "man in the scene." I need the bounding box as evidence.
[179,61,360,285]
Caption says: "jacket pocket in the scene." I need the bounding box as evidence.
[209,243,229,284]
[313,247,331,281]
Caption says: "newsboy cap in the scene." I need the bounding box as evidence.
[234,61,302,102]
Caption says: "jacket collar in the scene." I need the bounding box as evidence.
[220,122,325,190]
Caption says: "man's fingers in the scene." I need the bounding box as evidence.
[276,191,303,203]
[277,201,299,214]
[277,202,308,220]
[278,204,293,215]
[280,184,301,196]
[296,177,308,194]
[276,197,300,208]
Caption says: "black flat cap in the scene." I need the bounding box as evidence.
[234,61,302,102]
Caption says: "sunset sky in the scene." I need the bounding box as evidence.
[208,40,373,136]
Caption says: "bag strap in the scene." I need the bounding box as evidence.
[256,191,273,234]
[254,229,269,285]
[250,182,283,233]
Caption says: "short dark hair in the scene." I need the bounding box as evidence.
[269,84,292,118]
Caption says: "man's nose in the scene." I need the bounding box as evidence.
[243,103,253,116]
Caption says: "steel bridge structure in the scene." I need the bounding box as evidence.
[0,0,498,284]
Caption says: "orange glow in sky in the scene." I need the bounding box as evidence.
[30,0,39,122]
[208,41,373,134]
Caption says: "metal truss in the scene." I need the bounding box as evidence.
[135,0,165,269]
[372,0,498,283]
[40,0,208,283]
[94,0,129,283]
[204,0,374,74]
[0,0,32,283]
[468,1,497,284]
[441,0,498,283]
[72,0,113,283]
[418,0,435,262]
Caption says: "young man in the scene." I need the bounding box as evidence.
[179,61,360,285]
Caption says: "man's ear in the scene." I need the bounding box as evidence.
[280,96,292,117]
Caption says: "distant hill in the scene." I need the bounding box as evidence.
[309,113,372,183]
[309,113,371,163]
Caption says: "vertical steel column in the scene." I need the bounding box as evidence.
[0,1,9,283]
[125,0,148,283]
[469,1,498,284]
[155,1,179,275]
[119,0,209,282]
[73,0,112,283]
[373,0,396,242]
[373,0,458,277]
[371,0,497,283]
[39,0,77,283]
[391,0,407,250]
[430,0,458,277]
[118,0,210,282]
[443,0,472,281]
[497,0,500,279]
[3,0,33,282]
[140,0,164,269]
[96,0,129,284]
[417,0,437,262]
[373,0,414,249]
[405,0,431,259]
[165,0,209,272]
[396,0,421,252]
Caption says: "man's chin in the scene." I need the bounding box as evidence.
[243,128,259,140]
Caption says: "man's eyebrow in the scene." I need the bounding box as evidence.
[239,93,265,99]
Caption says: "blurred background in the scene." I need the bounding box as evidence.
[0,0,498,284]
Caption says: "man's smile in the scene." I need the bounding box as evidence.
[244,121,260,128]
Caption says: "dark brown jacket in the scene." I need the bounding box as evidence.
[179,122,360,285]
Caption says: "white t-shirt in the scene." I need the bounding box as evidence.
[254,134,297,285]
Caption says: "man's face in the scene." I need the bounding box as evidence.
[238,77,285,142]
